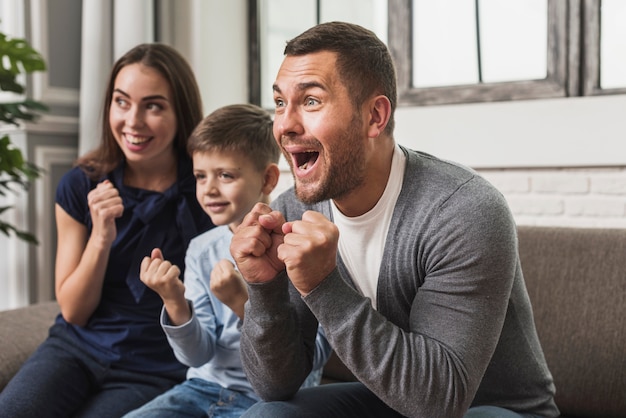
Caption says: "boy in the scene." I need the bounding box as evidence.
[125,104,330,418]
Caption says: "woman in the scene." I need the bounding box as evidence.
[0,43,214,417]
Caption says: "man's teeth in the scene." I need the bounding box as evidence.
[299,161,309,170]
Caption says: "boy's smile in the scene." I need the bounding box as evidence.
[192,150,267,232]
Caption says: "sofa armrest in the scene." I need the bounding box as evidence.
[0,301,59,391]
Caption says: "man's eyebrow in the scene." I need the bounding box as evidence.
[272,81,326,94]
[113,88,168,102]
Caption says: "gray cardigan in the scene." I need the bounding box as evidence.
[240,147,559,418]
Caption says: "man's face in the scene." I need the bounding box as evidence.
[272,51,369,204]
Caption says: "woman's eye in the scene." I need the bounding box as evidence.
[114,97,128,108]
[147,103,163,111]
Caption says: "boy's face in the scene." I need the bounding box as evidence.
[192,150,266,231]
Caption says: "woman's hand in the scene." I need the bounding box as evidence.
[87,180,123,249]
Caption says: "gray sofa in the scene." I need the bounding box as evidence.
[1,226,625,417]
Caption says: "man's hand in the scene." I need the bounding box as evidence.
[210,259,248,319]
[279,210,339,295]
[230,202,287,284]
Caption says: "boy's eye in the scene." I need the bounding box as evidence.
[194,173,206,181]
[219,172,235,180]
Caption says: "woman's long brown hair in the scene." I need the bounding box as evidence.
[76,43,203,179]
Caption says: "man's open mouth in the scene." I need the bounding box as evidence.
[293,151,319,171]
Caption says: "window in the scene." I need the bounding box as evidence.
[583,0,626,95]
[249,0,387,108]
[251,0,626,108]
[389,0,573,106]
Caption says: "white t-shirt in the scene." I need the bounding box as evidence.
[331,144,406,309]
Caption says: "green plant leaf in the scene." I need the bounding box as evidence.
[0,217,38,244]
[0,30,47,246]
[0,71,24,94]
[0,36,47,74]
[0,100,48,125]
[0,134,43,195]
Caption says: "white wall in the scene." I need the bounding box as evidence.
[3,2,625,311]
[394,95,626,228]
[394,95,626,168]
[168,0,249,116]
[228,2,626,229]
[274,94,626,229]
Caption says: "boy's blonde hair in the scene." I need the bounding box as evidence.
[187,104,279,171]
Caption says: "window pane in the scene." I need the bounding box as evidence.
[412,0,547,88]
[480,0,547,83]
[412,0,479,88]
[320,0,388,44]
[260,0,317,108]
[600,0,626,89]
[259,0,387,109]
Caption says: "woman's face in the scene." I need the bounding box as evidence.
[109,63,178,166]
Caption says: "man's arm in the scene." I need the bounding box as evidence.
[240,180,520,417]
[303,183,518,417]
[234,197,331,400]
[240,271,321,400]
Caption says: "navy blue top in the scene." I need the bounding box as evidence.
[54,156,214,374]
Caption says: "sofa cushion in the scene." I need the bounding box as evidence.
[518,226,626,418]
[0,301,59,391]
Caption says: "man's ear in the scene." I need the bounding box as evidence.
[262,163,280,196]
[366,95,391,138]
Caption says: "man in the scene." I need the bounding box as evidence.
[230,21,559,418]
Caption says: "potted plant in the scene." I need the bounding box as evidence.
[0,29,47,244]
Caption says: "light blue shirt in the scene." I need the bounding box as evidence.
[161,225,330,401]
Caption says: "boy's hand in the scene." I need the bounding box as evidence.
[140,248,190,325]
[210,259,248,319]
[230,202,287,284]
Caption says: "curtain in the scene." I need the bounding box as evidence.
[78,0,155,155]
[78,0,248,155]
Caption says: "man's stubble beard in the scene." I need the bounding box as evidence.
[292,114,366,205]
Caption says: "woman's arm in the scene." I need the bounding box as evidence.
[54,180,123,326]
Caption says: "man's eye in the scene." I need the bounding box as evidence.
[306,97,319,106]
[275,98,285,108]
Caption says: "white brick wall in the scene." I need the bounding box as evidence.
[273,166,626,229]
[479,167,626,228]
